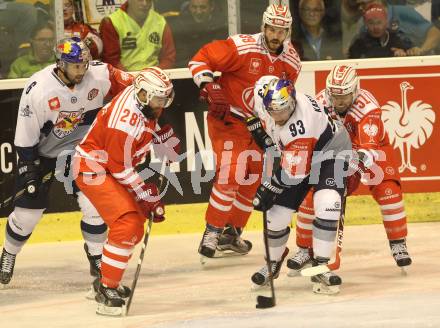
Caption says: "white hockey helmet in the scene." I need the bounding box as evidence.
[262,4,292,32]
[326,65,359,100]
[134,67,174,108]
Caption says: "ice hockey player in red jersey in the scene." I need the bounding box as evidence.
[250,76,352,294]
[188,4,302,260]
[0,37,132,286]
[288,65,412,276]
[75,67,180,316]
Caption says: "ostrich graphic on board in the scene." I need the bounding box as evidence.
[381,81,435,173]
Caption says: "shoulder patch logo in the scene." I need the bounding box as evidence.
[48,97,60,111]
[88,88,99,101]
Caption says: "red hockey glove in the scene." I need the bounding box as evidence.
[152,124,181,162]
[135,183,165,223]
[199,82,230,121]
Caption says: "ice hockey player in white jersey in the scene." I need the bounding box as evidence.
[0,37,132,290]
[248,76,352,294]
[290,65,412,274]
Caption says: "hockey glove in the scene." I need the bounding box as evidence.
[17,160,41,197]
[135,183,165,223]
[253,179,284,212]
[152,124,181,162]
[199,82,230,121]
[346,150,367,196]
[246,116,274,150]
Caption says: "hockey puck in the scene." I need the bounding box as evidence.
[256,295,275,309]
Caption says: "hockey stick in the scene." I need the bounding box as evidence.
[0,171,53,209]
[125,159,168,316]
[301,190,347,277]
[256,211,276,309]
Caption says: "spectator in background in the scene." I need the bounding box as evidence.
[342,0,440,56]
[63,0,103,59]
[0,0,39,78]
[349,3,411,58]
[293,0,342,60]
[8,22,55,78]
[169,0,228,67]
[290,0,342,36]
[100,0,176,71]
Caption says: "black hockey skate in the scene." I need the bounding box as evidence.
[198,224,223,263]
[87,277,131,300]
[251,248,289,289]
[311,257,342,295]
[95,283,126,316]
[84,243,101,278]
[286,247,313,277]
[389,239,412,268]
[0,248,16,285]
[216,225,252,255]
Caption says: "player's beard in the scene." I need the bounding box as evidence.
[69,74,85,85]
[334,106,349,117]
[142,106,163,119]
[57,68,85,87]
[266,37,283,53]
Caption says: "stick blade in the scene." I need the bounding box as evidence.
[256,295,275,309]
[300,265,330,277]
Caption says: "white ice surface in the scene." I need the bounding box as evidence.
[1,222,439,328]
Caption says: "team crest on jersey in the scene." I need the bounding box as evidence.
[285,153,303,166]
[249,58,262,75]
[88,88,99,100]
[53,109,84,139]
[362,121,379,142]
[48,97,61,111]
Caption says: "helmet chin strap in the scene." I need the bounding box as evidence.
[56,63,75,88]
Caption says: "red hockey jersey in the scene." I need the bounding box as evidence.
[76,85,157,195]
[189,33,301,118]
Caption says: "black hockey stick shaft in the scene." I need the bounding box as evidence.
[0,171,53,209]
[256,211,276,308]
[125,159,168,315]
[264,210,276,303]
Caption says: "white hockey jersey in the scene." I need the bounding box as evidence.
[14,61,132,158]
[253,76,351,181]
